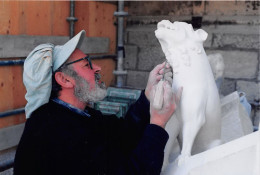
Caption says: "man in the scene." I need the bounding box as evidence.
[14,30,181,175]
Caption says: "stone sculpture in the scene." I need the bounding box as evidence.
[154,20,222,170]
[207,53,225,91]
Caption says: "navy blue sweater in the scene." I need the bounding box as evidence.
[14,92,169,175]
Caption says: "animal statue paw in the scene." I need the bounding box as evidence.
[176,154,190,166]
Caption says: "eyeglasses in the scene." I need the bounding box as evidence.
[64,55,93,69]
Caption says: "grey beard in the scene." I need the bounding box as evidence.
[74,75,107,103]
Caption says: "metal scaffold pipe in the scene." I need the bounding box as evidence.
[113,0,128,88]
[67,0,78,38]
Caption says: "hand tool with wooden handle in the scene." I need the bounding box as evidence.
[153,62,167,110]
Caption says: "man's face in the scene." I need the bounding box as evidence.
[68,49,107,102]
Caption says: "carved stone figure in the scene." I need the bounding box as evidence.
[154,20,222,170]
[207,53,225,91]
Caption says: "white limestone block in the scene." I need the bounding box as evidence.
[162,129,260,175]
[220,91,253,143]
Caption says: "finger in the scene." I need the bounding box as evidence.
[165,77,173,86]
[149,85,157,105]
[158,65,172,75]
[163,71,173,85]
[164,67,172,74]
[152,62,166,75]
[156,74,163,81]
[163,82,174,106]
[158,67,171,75]
[164,72,173,79]
[175,87,183,104]
[165,62,171,69]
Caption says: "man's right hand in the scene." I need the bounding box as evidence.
[150,82,182,128]
[145,62,173,101]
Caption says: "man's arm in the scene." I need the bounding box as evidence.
[105,62,181,174]
[126,81,182,174]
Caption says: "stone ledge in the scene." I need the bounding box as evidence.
[203,15,260,25]
[202,24,260,35]
[0,147,16,173]
[127,16,191,25]
[127,23,260,35]
[127,15,260,25]
[0,124,24,151]
[0,35,109,58]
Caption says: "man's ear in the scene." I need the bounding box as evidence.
[55,72,75,88]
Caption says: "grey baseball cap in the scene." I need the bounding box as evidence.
[23,30,86,118]
[53,30,86,71]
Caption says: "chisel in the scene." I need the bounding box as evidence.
[153,61,167,110]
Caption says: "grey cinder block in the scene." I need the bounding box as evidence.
[126,70,150,89]
[212,34,260,50]
[236,81,260,103]
[124,45,138,70]
[128,30,160,47]
[206,50,258,79]
[220,79,236,96]
[137,46,165,71]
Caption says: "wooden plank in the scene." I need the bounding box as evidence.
[52,1,70,35]
[0,1,70,36]
[88,2,117,54]
[0,64,26,129]
[26,1,52,35]
[0,35,109,58]
[74,1,90,37]
[75,1,116,54]
[0,66,25,111]
[0,1,12,35]
[11,66,27,109]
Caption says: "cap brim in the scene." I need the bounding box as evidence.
[53,30,86,71]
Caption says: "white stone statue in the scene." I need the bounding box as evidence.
[207,53,225,91]
[154,20,222,171]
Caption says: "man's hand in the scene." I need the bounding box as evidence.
[150,82,182,128]
[145,62,173,101]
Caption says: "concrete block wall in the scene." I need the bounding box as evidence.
[123,1,260,127]
[124,25,165,89]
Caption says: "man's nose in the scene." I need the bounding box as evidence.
[93,63,101,73]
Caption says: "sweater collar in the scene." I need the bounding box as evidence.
[51,98,91,118]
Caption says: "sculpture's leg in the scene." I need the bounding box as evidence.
[162,114,181,171]
[178,110,206,165]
